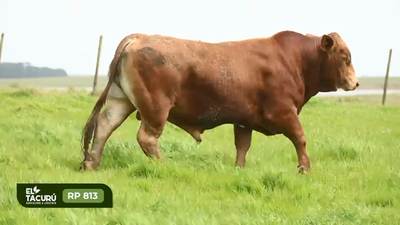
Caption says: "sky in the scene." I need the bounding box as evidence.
[1,0,399,77]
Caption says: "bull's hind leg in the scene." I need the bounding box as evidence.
[136,102,171,159]
[81,84,135,171]
[117,49,171,160]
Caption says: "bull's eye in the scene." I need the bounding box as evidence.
[342,55,351,67]
[346,59,351,66]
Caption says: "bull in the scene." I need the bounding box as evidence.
[80,30,359,174]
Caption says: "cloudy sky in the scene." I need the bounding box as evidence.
[1,0,399,77]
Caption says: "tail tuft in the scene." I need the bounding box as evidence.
[81,87,111,160]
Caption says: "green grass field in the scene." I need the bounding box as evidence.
[0,87,400,224]
[1,76,400,90]
[0,76,109,89]
[324,93,400,106]
[0,76,110,89]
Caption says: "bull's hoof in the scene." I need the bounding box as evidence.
[298,165,311,175]
[80,160,96,172]
[234,162,246,168]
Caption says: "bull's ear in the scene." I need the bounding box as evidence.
[320,34,334,52]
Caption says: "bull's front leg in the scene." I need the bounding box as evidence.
[233,124,253,167]
[280,112,311,174]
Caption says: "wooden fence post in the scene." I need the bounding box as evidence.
[0,33,4,65]
[92,35,103,95]
[382,48,392,105]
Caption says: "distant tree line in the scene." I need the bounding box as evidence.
[0,62,68,78]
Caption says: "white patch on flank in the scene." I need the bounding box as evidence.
[119,61,138,108]
[118,39,139,108]
[108,82,129,100]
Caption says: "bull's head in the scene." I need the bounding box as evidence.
[319,32,359,91]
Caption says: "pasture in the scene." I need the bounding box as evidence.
[0,87,400,224]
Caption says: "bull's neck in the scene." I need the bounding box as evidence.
[299,38,326,104]
[272,31,327,105]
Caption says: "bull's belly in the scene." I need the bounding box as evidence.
[162,84,282,136]
[166,108,281,139]
[167,105,234,131]
[165,101,283,137]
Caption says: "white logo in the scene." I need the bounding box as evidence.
[25,186,56,205]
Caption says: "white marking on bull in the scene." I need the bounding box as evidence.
[118,40,139,108]
[119,66,138,108]
[107,82,129,100]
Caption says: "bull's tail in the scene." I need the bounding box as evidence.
[81,39,133,161]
